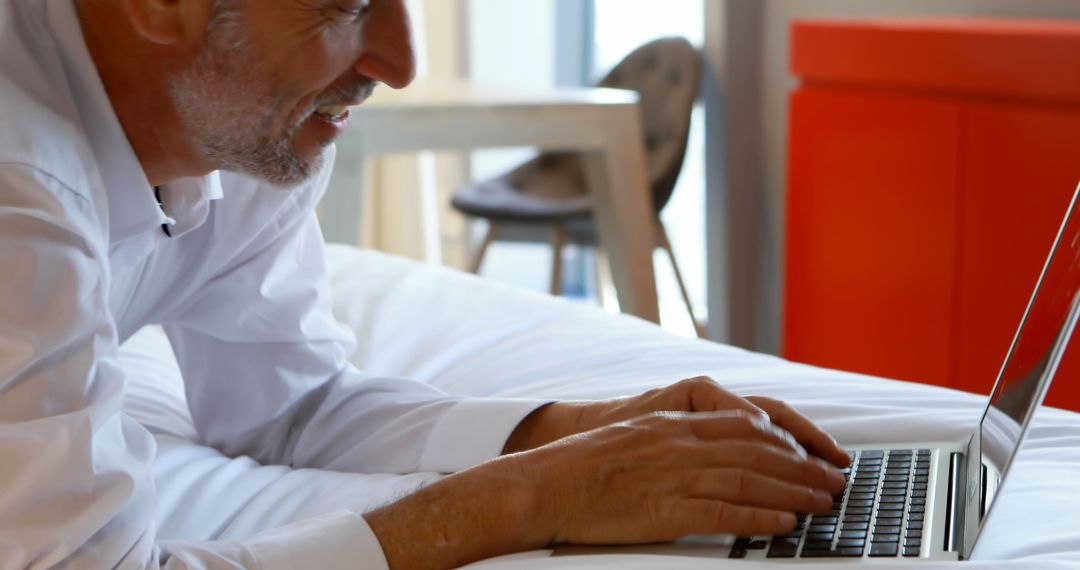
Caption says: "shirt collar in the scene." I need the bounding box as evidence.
[46,0,223,244]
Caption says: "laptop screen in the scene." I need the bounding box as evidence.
[977,184,1080,520]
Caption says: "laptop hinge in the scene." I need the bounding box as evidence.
[945,452,965,555]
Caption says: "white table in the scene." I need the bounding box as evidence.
[320,79,661,323]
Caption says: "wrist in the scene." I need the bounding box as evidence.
[503,401,590,454]
[364,454,553,568]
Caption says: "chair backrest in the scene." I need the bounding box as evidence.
[599,36,701,212]
[498,37,701,214]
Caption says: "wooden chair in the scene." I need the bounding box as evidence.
[451,37,704,336]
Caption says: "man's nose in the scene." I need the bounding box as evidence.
[354,0,417,89]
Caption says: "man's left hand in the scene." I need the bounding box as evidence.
[503,376,850,468]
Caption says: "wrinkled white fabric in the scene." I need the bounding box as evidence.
[116,246,1080,568]
[0,1,544,568]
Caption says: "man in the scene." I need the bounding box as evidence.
[0,0,849,568]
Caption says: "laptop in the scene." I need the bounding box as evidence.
[557,182,1080,562]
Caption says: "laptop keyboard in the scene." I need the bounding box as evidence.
[729,448,932,559]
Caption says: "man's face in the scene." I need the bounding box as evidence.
[168,0,414,187]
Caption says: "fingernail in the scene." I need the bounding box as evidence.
[778,512,797,528]
[814,490,832,506]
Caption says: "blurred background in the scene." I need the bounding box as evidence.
[321,0,1080,406]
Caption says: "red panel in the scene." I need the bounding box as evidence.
[792,19,1080,104]
[784,87,961,386]
[957,104,1080,408]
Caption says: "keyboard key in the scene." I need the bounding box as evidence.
[838,538,865,547]
[748,540,767,550]
[729,545,748,558]
[766,538,799,558]
[848,500,874,508]
[872,534,900,543]
[881,496,905,504]
[800,547,860,558]
[909,505,925,514]
[881,488,908,496]
[811,515,838,525]
[905,538,922,548]
[840,530,867,539]
[908,513,924,522]
[874,526,901,534]
[844,514,870,523]
[904,547,921,557]
[908,522,923,530]
[842,522,869,531]
[875,517,902,527]
[870,542,899,557]
[847,507,872,515]
[912,490,927,498]
[809,523,837,532]
[807,533,835,541]
[910,498,927,505]
[850,492,876,501]
[907,530,923,539]
[882,481,908,489]
[861,450,885,459]
[802,540,834,552]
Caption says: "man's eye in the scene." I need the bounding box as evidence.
[330,2,369,23]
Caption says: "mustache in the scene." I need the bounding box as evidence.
[314,79,378,109]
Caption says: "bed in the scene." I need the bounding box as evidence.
[118,244,1080,569]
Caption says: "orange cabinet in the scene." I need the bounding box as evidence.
[784,19,1080,410]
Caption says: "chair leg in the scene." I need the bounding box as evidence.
[549,225,568,296]
[656,221,707,339]
[591,246,618,312]
[469,222,498,274]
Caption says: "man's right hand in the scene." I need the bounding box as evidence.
[365,409,845,569]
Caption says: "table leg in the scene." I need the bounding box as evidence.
[582,115,661,324]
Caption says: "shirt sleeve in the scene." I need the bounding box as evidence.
[160,157,550,475]
[0,164,391,569]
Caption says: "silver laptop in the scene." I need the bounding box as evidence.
[557,182,1080,562]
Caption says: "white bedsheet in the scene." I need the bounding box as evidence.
[119,244,1080,569]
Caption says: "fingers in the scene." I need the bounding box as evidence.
[680,376,768,417]
[746,396,851,467]
[702,441,846,495]
[673,498,799,538]
[688,467,834,513]
[674,379,848,467]
[678,410,808,458]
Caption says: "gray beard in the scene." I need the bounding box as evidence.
[166,7,322,188]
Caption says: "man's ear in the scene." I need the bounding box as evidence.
[121,0,207,45]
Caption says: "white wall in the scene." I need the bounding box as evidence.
[715,0,1080,354]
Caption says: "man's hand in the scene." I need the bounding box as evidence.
[366,406,846,569]
[367,378,851,569]
[504,376,851,468]
[521,409,846,546]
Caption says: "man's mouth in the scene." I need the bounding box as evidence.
[314,104,352,122]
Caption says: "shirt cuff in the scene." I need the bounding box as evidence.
[420,397,553,473]
[245,510,389,570]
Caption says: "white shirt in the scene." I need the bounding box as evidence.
[0,1,547,568]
